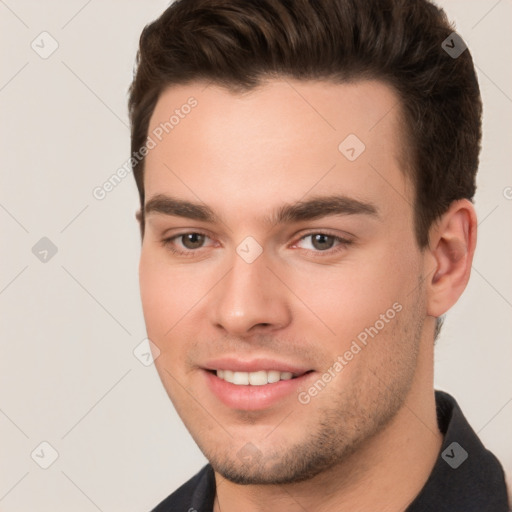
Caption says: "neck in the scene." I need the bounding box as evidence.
[213,348,443,512]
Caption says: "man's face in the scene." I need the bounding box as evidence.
[139,79,429,484]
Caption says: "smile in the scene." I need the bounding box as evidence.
[214,369,300,385]
[204,368,315,410]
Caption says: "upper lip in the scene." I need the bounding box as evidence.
[203,357,313,376]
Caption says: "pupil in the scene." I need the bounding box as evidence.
[184,233,204,249]
[312,234,334,250]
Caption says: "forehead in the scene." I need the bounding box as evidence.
[143,79,412,222]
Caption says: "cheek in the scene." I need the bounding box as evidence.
[139,250,165,335]
[289,244,420,351]
[139,246,220,363]
[139,248,190,341]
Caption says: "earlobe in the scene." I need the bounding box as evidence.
[426,199,477,317]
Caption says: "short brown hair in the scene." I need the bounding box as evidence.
[128,0,482,247]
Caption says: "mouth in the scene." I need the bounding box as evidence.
[203,366,316,410]
[206,369,312,385]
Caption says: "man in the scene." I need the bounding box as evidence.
[128,0,509,510]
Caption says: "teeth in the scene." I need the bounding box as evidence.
[233,371,249,385]
[215,369,298,385]
[267,370,281,383]
[248,371,267,386]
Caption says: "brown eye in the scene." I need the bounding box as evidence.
[181,233,206,249]
[310,234,336,251]
[294,232,352,256]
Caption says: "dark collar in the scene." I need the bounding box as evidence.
[151,390,509,511]
[405,390,509,511]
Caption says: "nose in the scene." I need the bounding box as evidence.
[209,251,292,337]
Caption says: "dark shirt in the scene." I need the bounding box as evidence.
[151,390,509,511]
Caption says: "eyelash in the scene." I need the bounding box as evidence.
[160,231,353,258]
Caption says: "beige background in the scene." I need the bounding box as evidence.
[0,0,511,510]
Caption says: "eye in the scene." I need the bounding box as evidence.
[178,233,207,250]
[295,233,352,254]
[161,231,352,258]
[161,232,213,256]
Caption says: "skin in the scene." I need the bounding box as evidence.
[138,79,477,511]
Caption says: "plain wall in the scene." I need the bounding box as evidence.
[0,1,510,510]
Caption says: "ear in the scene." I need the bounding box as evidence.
[425,199,477,318]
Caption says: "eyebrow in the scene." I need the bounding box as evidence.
[144,193,379,226]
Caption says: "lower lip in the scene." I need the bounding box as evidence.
[203,370,315,410]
